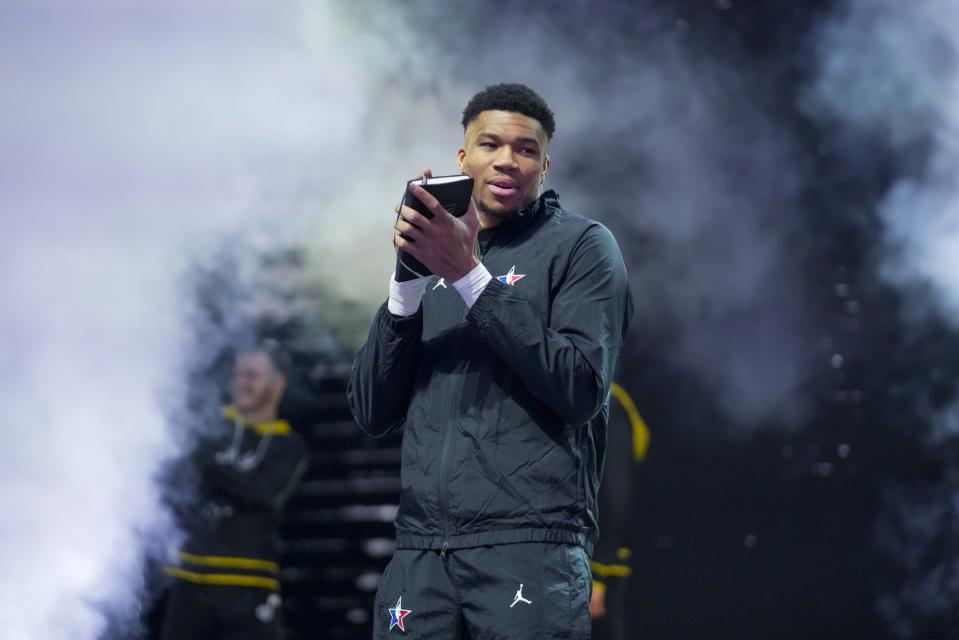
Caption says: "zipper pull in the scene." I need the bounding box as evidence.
[440,542,449,558]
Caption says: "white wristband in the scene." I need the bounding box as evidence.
[388,273,429,316]
[452,263,493,309]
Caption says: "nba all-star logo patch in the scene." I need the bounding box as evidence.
[388,596,412,632]
[497,265,526,286]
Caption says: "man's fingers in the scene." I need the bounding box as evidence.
[397,203,430,227]
[395,232,427,261]
[463,197,480,229]
[412,167,433,182]
[394,228,418,248]
[394,217,423,241]
[394,232,414,256]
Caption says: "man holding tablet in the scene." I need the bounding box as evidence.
[349,83,632,639]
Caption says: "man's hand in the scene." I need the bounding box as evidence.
[393,169,481,282]
[589,583,606,619]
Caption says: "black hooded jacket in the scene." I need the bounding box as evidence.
[164,406,309,590]
[348,190,632,555]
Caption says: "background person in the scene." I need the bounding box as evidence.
[160,340,309,640]
[590,382,650,640]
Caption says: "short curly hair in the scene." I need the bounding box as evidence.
[461,83,556,140]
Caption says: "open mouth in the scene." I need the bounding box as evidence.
[488,179,519,198]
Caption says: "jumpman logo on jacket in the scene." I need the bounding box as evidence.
[510,583,532,608]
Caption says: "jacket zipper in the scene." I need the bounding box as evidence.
[438,236,489,559]
[438,368,456,557]
[435,205,544,556]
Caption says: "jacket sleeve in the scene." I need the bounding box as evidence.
[202,433,310,510]
[347,301,423,437]
[467,223,632,426]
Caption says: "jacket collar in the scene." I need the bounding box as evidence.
[221,405,291,436]
[477,190,560,251]
[513,188,558,225]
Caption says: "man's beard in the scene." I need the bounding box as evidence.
[476,199,519,224]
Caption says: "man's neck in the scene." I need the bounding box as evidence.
[479,212,507,230]
[476,193,542,229]
[478,199,535,230]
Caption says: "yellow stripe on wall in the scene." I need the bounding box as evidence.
[178,552,278,573]
[164,567,279,591]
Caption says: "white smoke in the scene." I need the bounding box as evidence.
[805,0,959,635]
[296,4,474,331]
[3,0,913,634]
[806,0,959,444]
[805,0,959,324]
[0,2,383,638]
[311,2,818,428]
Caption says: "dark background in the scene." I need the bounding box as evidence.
[142,1,959,639]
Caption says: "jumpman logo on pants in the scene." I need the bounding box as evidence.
[510,584,532,608]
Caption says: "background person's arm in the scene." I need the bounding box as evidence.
[203,433,310,509]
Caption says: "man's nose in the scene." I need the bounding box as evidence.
[492,147,518,169]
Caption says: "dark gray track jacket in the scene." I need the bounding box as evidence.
[348,190,632,555]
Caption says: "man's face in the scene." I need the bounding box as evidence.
[229,351,282,416]
[457,110,550,223]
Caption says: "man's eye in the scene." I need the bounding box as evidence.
[480,142,496,149]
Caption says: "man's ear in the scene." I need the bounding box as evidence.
[541,154,551,183]
[457,147,466,172]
